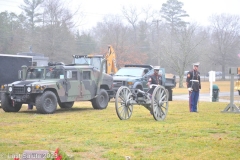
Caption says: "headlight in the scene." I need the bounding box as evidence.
[8,86,12,92]
[127,82,133,85]
[27,87,31,92]
[35,85,40,89]
[34,84,45,90]
[1,85,5,90]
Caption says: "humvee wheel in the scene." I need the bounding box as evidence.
[36,91,57,114]
[151,85,168,121]
[91,89,109,109]
[1,93,22,112]
[59,102,74,108]
[115,86,133,120]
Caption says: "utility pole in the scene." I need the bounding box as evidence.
[152,19,161,66]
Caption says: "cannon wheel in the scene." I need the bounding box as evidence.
[151,85,169,121]
[115,86,133,120]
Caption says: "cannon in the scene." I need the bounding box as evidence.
[115,85,169,121]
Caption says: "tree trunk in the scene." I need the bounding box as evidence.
[179,75,184,88]
[222,64,225,80]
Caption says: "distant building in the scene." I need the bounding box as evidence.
[17,52,49,66]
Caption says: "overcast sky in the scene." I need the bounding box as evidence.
[0,0,240,31]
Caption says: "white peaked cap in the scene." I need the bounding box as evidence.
[153,66,160,70]
[192,62,200,66]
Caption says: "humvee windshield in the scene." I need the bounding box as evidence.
[26,68,44,79]
[26,68,64,79]
[74,57,102,71]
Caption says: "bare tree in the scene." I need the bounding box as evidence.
[40,0,78,63]
[161,23,207,87]
[93,15,127,48]
[122,6,140,31]
[121,6,141,44]
[75,30,97,55]
[92,14,128,65]
[139,6,158,63]
[0,12,27,54]
[92,15,148,67]
[209,14,240,79]
[141,5,158,23]
[150,20,165,65]
[151,0,194,88]
[121,5,158,65]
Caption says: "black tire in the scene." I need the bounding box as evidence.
[1,93,22,112]
[151,85,169,121]
[91,89,109,109]
[59,101,74,108]
[35,91,57,114]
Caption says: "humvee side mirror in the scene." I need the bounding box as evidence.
[66,70,72,79]
[18,70,22,79]
[21,65,27,80]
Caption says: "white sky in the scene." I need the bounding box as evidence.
[0,0,240,31]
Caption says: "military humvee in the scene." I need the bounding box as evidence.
[0,59,114,114]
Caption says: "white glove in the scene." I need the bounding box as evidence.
[188,88,192,91]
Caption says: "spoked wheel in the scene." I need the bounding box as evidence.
[115,86,133,120]
[151,85,169,121]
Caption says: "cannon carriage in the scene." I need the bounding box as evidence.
[115,85,169,121]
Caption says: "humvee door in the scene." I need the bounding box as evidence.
[80,70,96,100]
[65,70,80,97]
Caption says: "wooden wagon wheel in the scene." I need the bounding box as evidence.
[115,86,133,120]
[151,85,169,121]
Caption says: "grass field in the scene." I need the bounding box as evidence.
[0,81,240,159]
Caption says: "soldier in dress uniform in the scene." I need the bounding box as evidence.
[147,66,162,95]
[186,62,201,112]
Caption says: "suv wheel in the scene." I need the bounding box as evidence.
[36,91,57,114]
[91,89,109,109]
[1,93,22,112]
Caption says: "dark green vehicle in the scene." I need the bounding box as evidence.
[0,60,114,114]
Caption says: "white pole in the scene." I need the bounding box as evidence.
[210,80,212,102]
[209,71,215,102]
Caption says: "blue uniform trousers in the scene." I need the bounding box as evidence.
[189,91,199,112]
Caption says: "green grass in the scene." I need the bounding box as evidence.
[0,101,240,159]
[0,81,240,159]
